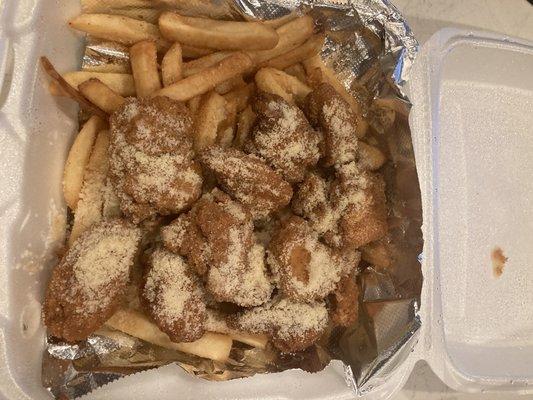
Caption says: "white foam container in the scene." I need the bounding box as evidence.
[0,0,532,398]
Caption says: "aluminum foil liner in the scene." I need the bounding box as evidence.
[43,0,422,398]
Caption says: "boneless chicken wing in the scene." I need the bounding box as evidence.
[140,247,207,342]
[109,96,203,223]
[161,190,273,307]
[305,82,360,166]
[267,216,360,302]
[292,162,387,249]
[228,297,329,353]
[246,92,321,183]
[199,146,292,220]
[44,220,141,342]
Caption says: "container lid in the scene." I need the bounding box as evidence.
[409,28,533,391]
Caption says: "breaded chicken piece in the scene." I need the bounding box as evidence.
[228,297,329,353]
[268,216,359,302]
[44,220,141,342]
[140,247,207,343]
[161,190,273,307]
[292,162,388,248]
[199,146,292,220]
[109,96,202,223]
[246,92,321,183]
[329,273,359,327]
[328,162,388,248]
[305,83,360,166]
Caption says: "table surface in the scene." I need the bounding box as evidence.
[391,0,533,399]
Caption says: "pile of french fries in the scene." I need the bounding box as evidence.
[47,6,395,363]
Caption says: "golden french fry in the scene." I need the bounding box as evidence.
[182,51,232,77]
[193,91,227,151]
[69,130,110,246]
[223,82,255,112]
[81,1,159,23]
[69,14,170,50]
[153,0,232,20]
[82,0,153,12]
[262,12,298,28]
[154,52,253,102]
[284,63,307,83]
[216,99,237,147]
[161,43,183,87]
[250,15,314,64]
[261,33,324,70]
[130,40,162,97]
[159,12,279,51]
[234,105,256,149]
[214,75,246,95]
[205,310,268,349]
[63,116,106,210]
[255,67,311,104]
[41,57,108,120]
[181,44,213,58]
[78,78,126,113]
[358,141,386,171]
[106,308,233,362]
[50,71,135,97]
[188,95,201,114]
[83,62,131,74]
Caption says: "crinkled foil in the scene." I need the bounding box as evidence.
[44,0,422,398]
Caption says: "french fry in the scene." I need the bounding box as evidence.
[69,130,110,246]
[82,0,153,12]
[255,67,311,104]
[159,12,279,51]
[63,116,106,210]
[106,308,233,362]
[358,141,386,171]
[260,34,325,70]
[49,71,136,97]
[223,83,255,112]
[130,40,162,97]
[250,15,314,64]
[284,63,307,84]
[40,57,108,120]
[234,105,256,149]
[181,44,213,58]
[262,12,298,28]
[214,75,246,95]
[205,310,268,349]
[188,95,201,114]
[161,43,183,87]
[193,91,227,151]
[182,51,232,77]
[154,52,253,102]
[216,99,237,147]
[69,14,170,50]
[153,0,232,20]
[78,78,125,113]
[83,63,131,74]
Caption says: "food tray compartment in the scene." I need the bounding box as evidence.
[410,28,533,393]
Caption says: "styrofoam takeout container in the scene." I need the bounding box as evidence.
[0,0,532,398]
